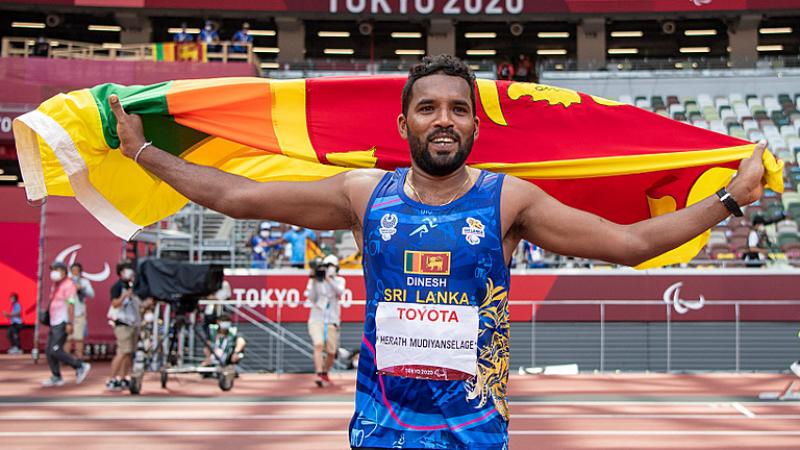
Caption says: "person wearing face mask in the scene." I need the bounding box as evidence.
[203,313,246,367]
[41,262,92,387]
[66,262,94,360]
[106,260,141,391]
[305,255,345,387]
[198,20,220,52]
[251,222,281,269]
[283,225,317,269]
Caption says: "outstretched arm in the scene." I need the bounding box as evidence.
[109,95,380,230]
[505,142,769,267]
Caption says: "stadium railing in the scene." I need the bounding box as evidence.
[1,36,255,63]
[201,296,800,373]
[539,56,800,73]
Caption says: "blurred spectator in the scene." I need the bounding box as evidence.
[32,36,50,57]
[66,263,94,360]
[251,221,281,269]
[497,60,515,81]
[792,328,800,377]
[283,225,317,269]
[305,255,344,387]
[106,260,140,391]
[514,54,533,82]
[202,312,246,367]
[173,22,194,43]
[231,22,253,53]
[198,20,220,52]
[749,216,771,249]
[4,292,22,354]
[203,279,231,338]
[743,216,770,267]
[42,262,91,387]
[521,240,547,268]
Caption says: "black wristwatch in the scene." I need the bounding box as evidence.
[716,188,743,217]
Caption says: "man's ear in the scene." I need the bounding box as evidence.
[473,115,480,140]
[397,113,408,140]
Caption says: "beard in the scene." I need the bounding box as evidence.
[408,128,474,177]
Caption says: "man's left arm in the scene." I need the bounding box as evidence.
[507,142,768,267]
[83,280,95,300]
[66,301,75,335]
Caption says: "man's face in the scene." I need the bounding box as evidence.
[70,267,81,277]
[398,73,479,177]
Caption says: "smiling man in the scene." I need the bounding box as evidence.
[109,54,768,449]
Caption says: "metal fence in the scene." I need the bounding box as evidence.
[213,298,800,374]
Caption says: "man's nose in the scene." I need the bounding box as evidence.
[431,108,455,128]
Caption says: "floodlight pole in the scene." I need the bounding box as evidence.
[31,201,47,364]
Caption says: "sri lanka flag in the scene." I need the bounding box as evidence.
[12,77,783,269]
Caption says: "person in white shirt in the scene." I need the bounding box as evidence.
[67,263,94,359]
[305,255,345,387]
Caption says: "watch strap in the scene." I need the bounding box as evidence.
[716,188,744,217]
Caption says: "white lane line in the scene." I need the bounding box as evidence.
[510,401,800,406]
[509,430,800,436]
[0,431,343,437]
[0,414,349,421]
[515,414,794,419]
[5,414,800,422]
[732,402,757,418]
[2,430,800,438]
[0,401,354,407]
[3,400,797,407]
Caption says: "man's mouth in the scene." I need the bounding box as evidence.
[428,134,459,152]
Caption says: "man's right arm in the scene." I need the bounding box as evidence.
[109,95,381,231]
[110,283,126,308]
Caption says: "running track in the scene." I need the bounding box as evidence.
[2,355,799,449]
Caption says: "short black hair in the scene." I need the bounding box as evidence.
[9,292,18,301]
[70,262,82,271]
[116,259,133,276]
[218,313,232,322]
[402,54,476,116]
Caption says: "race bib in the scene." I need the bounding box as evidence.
[375,302,479,381]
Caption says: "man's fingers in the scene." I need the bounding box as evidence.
[751,139,767,160]
[108,95,127,121]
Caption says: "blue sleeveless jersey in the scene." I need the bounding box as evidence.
[349,168,510,450]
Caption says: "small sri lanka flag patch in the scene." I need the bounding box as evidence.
[404,251,450,275]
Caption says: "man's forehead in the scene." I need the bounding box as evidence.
[410,73,472,102]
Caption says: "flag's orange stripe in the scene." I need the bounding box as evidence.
[166,78,279,153]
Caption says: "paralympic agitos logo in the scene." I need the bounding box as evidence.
[54,244,111,282]
[662,282,705,314]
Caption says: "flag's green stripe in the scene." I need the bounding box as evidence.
[141,115,209,157]
[91,82,170,148]
[155,43,164,61]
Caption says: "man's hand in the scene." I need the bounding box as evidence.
[108,95,146,158]
[728,140,768,206]
[66,323,73,336]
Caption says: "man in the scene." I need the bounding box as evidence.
[108,54,768,449]
[66,262,94,359]
[231,22,252,53]
[202,313,246,367]
[173,22,193,43]
[42,262,91,387]
[4,292,22,354]
[305,255,345,387]
[198,20,220,52]
[283,225,316,268]
[106,260,140,391]
[251,221,280,268]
